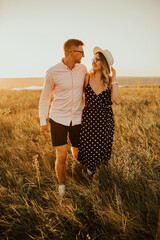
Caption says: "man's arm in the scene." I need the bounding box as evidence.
[39,70,54,137]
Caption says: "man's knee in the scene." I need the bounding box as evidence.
[73,151,78,159]
[55,145,67,164]
[71,147,78,159]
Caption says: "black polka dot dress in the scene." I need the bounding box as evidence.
[77,78,115,174]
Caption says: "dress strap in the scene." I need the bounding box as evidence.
[87,75,90,85]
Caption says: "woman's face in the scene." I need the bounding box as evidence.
[92,53,102,72]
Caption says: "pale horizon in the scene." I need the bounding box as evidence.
[0,0,160,78]
[1,76,160,90]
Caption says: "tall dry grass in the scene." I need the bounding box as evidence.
[0,86,160,240]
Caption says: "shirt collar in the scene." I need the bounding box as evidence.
[61,58,69,70]
[61,58,78,70]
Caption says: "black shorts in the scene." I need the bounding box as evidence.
[49,119,81,147]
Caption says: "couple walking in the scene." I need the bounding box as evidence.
[39,39,121,197]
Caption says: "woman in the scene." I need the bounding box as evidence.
[77,47,121,178]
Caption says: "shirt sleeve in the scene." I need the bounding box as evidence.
[84,65,88,75]
[39,70,54,125]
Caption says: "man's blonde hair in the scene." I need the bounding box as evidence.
[63,39,84,55]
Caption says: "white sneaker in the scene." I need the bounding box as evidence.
[58,184,65,197]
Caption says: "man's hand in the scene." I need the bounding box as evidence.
[41,125,49,138]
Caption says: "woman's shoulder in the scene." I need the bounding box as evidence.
[85,71,94,81]
[84,73,90,88]
[85,72,90,78]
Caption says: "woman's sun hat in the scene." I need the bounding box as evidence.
[93,47,114,66]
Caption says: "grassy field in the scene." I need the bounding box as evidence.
[0,87,160,240]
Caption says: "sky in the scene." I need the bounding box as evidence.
[0,0,160,78]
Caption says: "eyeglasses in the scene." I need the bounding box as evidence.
[92,58,101,63]
[72,50,84,55]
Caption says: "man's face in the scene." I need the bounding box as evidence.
[70,45,85,63]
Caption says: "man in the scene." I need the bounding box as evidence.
[39,39,87,197]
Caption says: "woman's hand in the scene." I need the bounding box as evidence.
[110,67,116,83]
[110,67,122,104]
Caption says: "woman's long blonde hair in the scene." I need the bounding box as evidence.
[90,52,111,88]
[98,52,110,87]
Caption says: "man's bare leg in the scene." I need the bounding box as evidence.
[71,146,78,160]
[55,144,67,185]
